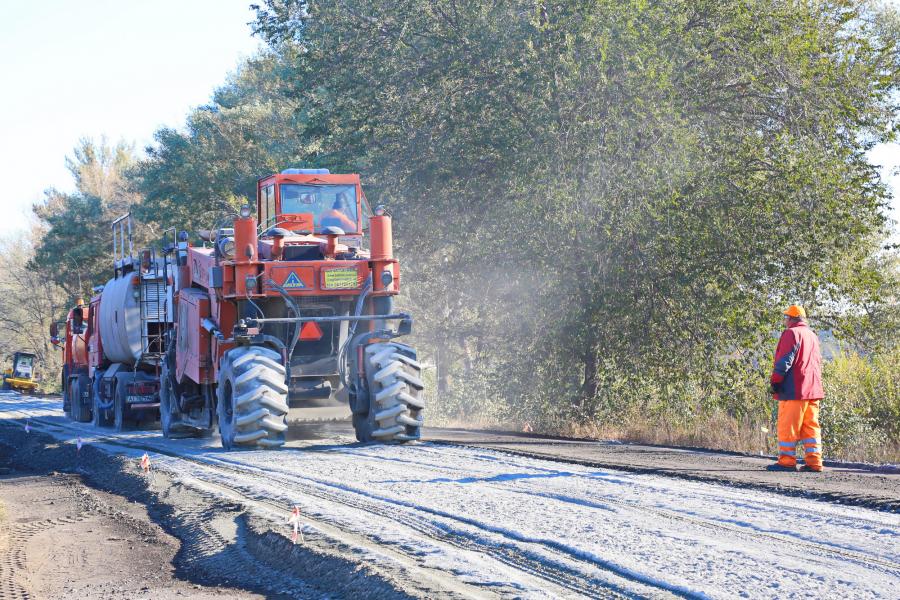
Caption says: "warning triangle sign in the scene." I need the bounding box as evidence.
[283,271,305,289]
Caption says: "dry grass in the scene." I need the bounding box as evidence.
[559,412,898,464]
[558,412,774,456]
[433,410,900,464]
[429,414,511,431]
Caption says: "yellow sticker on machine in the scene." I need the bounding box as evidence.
[323,268,359,289]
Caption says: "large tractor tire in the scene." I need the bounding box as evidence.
[70,376,92,423]
[354,342,425,443]
[217,346,289,450]
[160,361,197,439]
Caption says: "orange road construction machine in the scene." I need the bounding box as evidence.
[163,167,425,448]
[56,168,425,449]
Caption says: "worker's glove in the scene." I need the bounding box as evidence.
[769,373,784,396]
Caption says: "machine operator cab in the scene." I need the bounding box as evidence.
[257,169,370,237]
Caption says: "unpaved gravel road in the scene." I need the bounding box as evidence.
[1,392,898,599]
[295,422,900,512]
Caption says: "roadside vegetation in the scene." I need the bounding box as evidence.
[1,0,898,462]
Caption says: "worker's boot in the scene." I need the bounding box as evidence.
[765,463,796,472]
[766,447,797,472]
[799,464,823,473]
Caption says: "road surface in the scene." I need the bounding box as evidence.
[1,392,897,599]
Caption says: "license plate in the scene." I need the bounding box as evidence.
[127,395,155,404]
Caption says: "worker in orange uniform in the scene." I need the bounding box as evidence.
[319,193,357,232]
[767,305,825,472]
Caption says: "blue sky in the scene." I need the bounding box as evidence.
[0,0,897,236]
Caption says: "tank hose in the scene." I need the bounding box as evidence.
[338,275,373,389]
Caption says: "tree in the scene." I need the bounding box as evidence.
[31,138,138,297]
[133,52,307,236]
[0,233,66,389]
[248,0,900,424]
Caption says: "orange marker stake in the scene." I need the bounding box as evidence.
[288,505,304,544]
[76,436,83,454]
[140,453,151,473]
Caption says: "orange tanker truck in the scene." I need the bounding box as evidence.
[54,219,172,431]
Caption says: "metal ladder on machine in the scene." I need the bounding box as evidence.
[138,247,168,363]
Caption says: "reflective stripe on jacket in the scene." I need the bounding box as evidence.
[771,322,824,400]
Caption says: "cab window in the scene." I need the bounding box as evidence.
[264,185,275,228]
[280,184,359,233]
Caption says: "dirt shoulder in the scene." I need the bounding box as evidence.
[0,472,262,600]
[0,419,444,600]
[0,422,273,600]
[423,428,900,512]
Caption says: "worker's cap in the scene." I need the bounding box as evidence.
[783,305,806,318]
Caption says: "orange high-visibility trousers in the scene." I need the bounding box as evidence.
[776,400,822,468]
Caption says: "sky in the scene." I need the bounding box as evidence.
[0,1,898,237]
[0,0,261,235]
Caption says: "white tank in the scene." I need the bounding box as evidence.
[99,274,143,364]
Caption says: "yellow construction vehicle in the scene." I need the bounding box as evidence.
[2,352,39,393]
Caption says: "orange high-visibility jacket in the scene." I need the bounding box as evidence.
[320,209,356,231]
[770,322,824,400]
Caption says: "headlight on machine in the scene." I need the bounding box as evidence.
[216,236,235,260]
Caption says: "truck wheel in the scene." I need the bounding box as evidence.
[354,342,425,443]
[114,380,129,432]
[160,361,195,438]
[91,376,110,427]
[62,366,70,415]
[217,346,288,450]
[71,376,92,423]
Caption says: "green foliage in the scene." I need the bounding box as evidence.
[31,138,138,297]
[17,0,900,458]
[132,52,309,235]
[252,0,900,425]
[820,349,900,460]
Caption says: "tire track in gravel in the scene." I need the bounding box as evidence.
[19,413,674,599]
[533,491,900,576]
[27,409,899,597]
[185,448,900,597]
[0,514,88,600]
[157,491,317,597]
[176,456,648,600]
[6,415,510,599]
[372,445,900,575]
[330,439,900,577]
[441,442,900,513]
